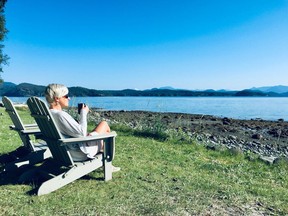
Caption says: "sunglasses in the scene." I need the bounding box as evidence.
[63,94,69,99]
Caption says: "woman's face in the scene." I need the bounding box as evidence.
[58,94,70,108]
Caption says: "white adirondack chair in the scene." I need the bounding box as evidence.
[2,96,51,171]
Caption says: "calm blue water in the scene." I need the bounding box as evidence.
[7,96,288,121]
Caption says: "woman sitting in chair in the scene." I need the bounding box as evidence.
[44,83,120,172]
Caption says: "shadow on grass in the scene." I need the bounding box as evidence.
[0,146,32,183]
[0,147,50,195]
[0,146,31,164]
[0,164,33,186]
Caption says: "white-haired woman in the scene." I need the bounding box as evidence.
[45,83,120,171]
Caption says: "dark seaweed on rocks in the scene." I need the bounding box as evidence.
[87,109,288,161]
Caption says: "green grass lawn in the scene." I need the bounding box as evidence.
[0,107,287,215]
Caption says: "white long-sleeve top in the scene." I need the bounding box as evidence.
[50,109,97,161]
[51,109,88,137]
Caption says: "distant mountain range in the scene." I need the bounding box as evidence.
[250,85,288,94]
[1,82,288,97]
[154,85,288,94]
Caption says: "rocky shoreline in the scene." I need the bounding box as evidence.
[89,109,288,163]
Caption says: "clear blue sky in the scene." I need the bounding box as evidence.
[3,0,288,90]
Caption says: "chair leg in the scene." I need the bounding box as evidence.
[104,160,112,181]
[37,159,103,195]
[103,138,114,181]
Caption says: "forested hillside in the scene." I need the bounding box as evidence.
[1,82,287,97]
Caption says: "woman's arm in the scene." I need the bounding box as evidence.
[53,110,88,137]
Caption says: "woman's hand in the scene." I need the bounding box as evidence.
[82,104,89,113]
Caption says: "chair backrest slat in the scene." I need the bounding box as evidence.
[27,97,74,166]
[2,96,25,130]
[2,96,36,151]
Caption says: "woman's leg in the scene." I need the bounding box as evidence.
[93,121,110,133]
[91,121,120,172]
[88,121,110,152]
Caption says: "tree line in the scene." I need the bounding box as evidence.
[0,0,8,83]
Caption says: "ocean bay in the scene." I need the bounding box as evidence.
[8,96,288,121]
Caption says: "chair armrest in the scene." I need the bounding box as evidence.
[9,124,39,131]
[24,123,38,128]
[21,128,42,135]
[60,131,117,146]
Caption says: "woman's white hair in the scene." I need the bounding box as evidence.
[45,83,69,104]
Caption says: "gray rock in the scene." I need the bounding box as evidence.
[260,156,278,165]
[252,134,263,139]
